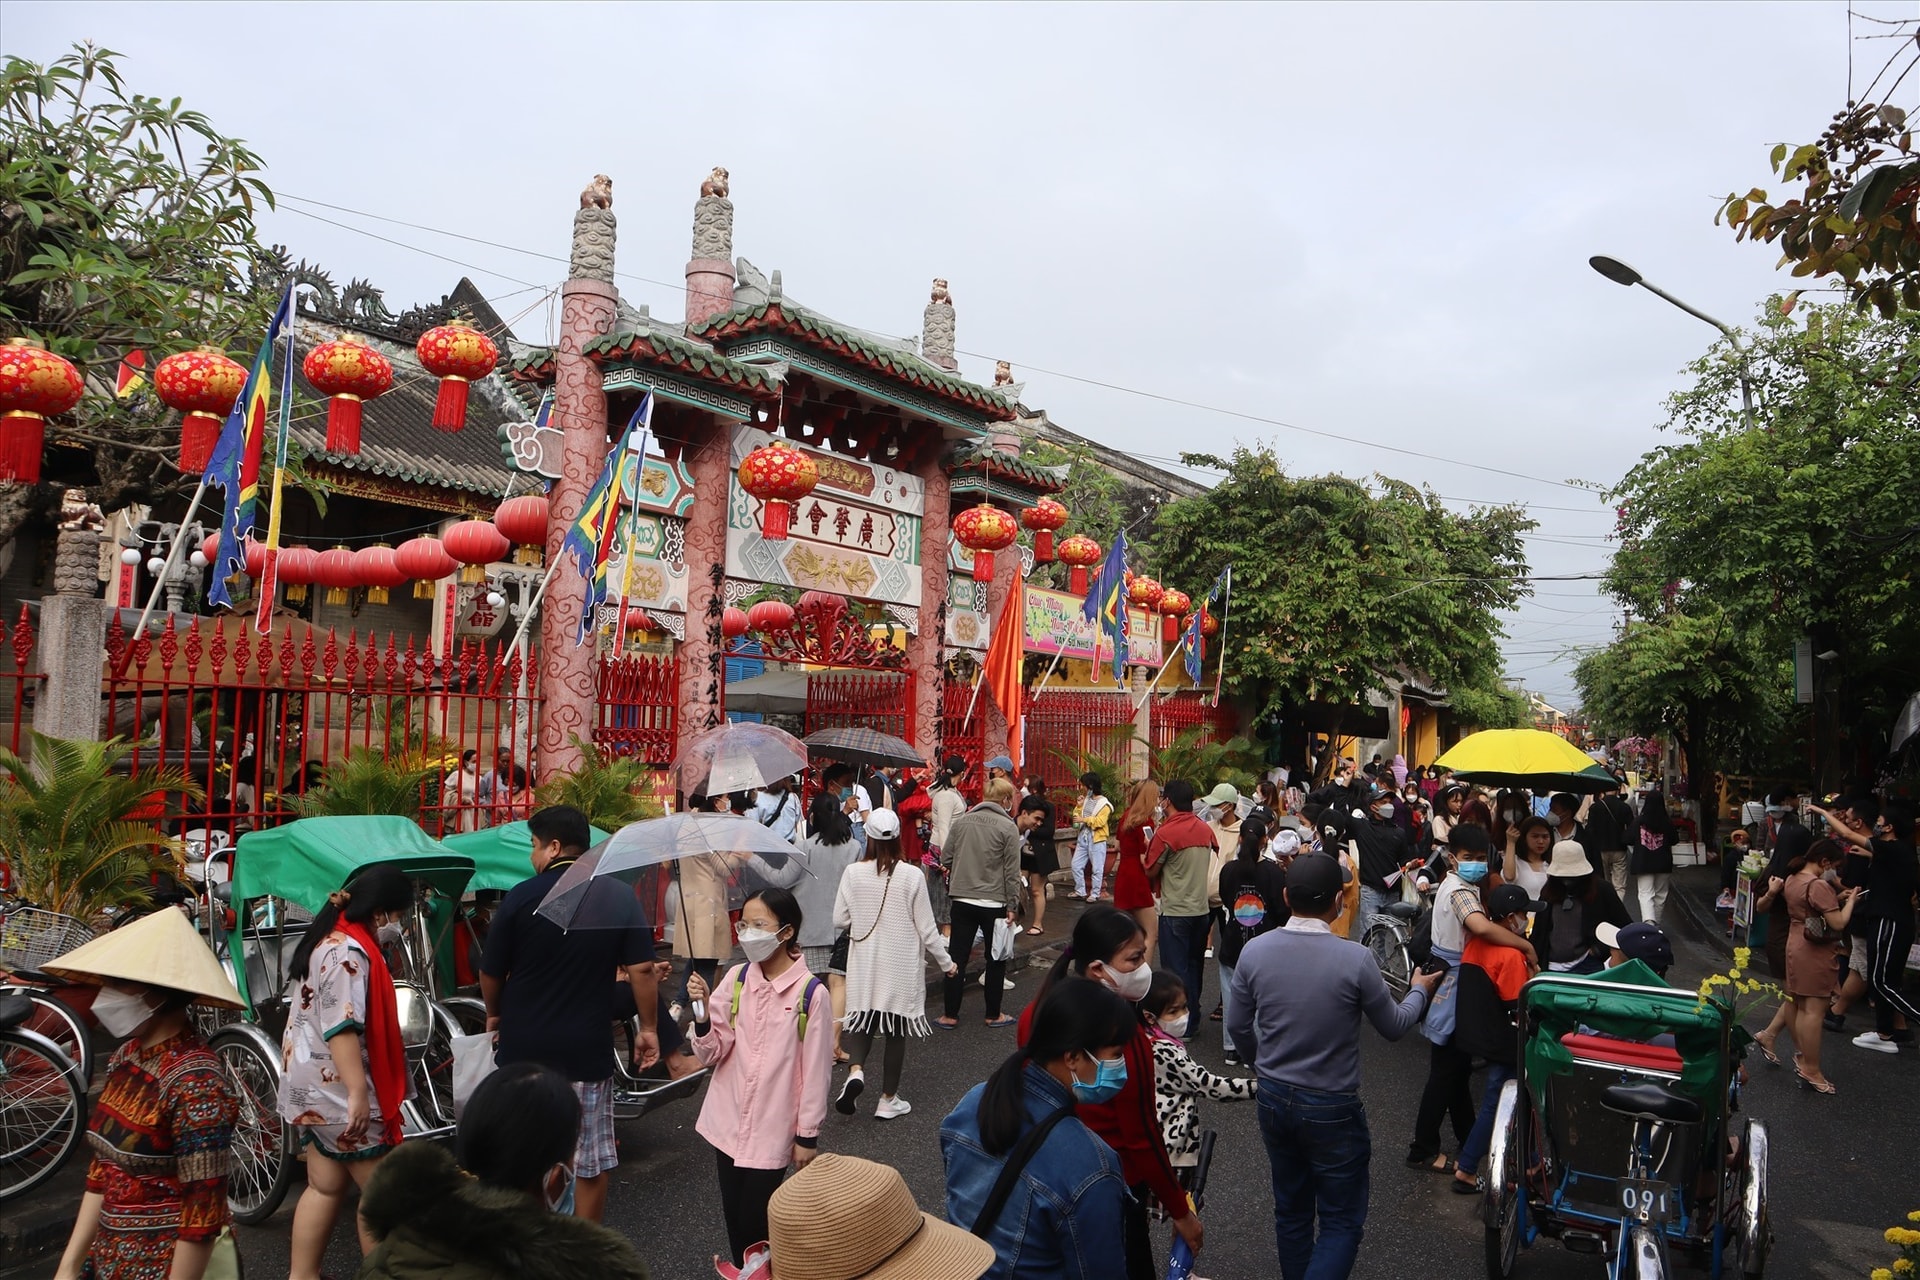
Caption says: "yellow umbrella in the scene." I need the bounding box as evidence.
[1434,729,1617,793]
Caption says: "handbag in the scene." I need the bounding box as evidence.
[1797,879,1832,942]
[450,1031,498,1119]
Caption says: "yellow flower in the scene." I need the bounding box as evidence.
[1894,1258,1913,1274]
[1875,1269,1895,1280]
[1887,1227,1920,1246]
[1909,1210,1920,1223]
[1728,968,1743,980]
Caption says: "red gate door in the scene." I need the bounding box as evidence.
[804,670,913,743]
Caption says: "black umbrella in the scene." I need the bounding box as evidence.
[802,726,924,769]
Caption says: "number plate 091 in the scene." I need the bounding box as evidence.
[1618,1177,1675,1224]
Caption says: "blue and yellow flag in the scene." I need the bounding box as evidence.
[204,284,293,609]
[1080,529,1130,683]
[1181,564,1232,683]
[562,396,652,644]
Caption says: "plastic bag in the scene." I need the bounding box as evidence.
[990,916,1016,962]
[450,1031,497,1119]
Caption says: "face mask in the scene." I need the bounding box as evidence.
[1099,960,1153,1002]
[93,987,159,1038]
[463,762,477,774]
[1373,803,1394,820]
[377,921,405,947]
[1456,860,1488,885]
[737,927,785,963]
[1158,1013,1190,1039]
[545,1163,576,1214]
[1072,1053,1129,1104]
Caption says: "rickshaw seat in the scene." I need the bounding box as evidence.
[1601,1080,1700,1125]
[1560,1032,1684,1075]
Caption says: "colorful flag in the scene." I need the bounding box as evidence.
[1182,564,1233,684]
[982,559,1026,769]
[561,398,649,644]
[205,284,293,610]
[114,350,147,398]
[611,395,656,640]
[1080,529,1129,683]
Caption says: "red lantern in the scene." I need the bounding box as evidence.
[747,599,795,634]
[200,532,221,567]
[415,320,498,432]
[395,535,456,599]
[242,537,270,580]
[493,493,549,565]
[354,545,407,605]
[1055,534,1103,596]
[154,347,246,473]
[1128,576,1164,614]
[443,519,509,585]
[315,546,358,606]
[301,337,394,455]
[278,545,319,603]
[0,338,84,484]
[722,606,751,639]
[736,440,819,541]
[952,503,1020,584]
[1199,607,1220,638]
[623,609,655,635]
[1019,498,1069,564]
[1158,588,1191,644]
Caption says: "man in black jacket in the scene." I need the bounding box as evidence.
[1347,782,1414,924]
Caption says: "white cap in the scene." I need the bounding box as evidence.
[865,808,901,840]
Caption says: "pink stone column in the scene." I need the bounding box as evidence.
[676,424,732,738]
[537,274,619,777]
[686,259,735,332]
[908,463,951,763]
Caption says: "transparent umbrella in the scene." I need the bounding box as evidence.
[673,722,809,797]
[533,812,811,931]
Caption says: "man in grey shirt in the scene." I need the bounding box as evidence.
[1228,853,1440,1280]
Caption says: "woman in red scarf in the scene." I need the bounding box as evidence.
[279,865,415,1280]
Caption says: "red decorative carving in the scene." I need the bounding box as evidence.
[730,590,905,670]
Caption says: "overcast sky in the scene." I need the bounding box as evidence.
[6,1,1885,709]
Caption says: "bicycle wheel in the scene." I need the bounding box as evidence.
[1364,921,1412,999]
[0,1027,86,1202]
[210,1023,295,1225]
[404,1001,461,1135]
[440,996,488,1037]
[0,987,91,1088]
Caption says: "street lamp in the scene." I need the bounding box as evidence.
[1588,255,1757,428]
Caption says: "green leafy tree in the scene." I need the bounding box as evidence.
[292,751,436,822]
[535,736,662,831]
[1146,726,1260,794]
[0,733,198,920]
[0,43,276,541]
[1148,446,1534,772]
[1021,438,1158,592]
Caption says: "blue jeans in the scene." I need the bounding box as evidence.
[1158,914,1209,1024]
[1257,1079,1371,1280]
[1219,961,1238,1054]
[1359,884,1390,926]
[1455,1063,1513,1176]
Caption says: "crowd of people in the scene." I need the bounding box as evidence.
[41,750,1919,1280]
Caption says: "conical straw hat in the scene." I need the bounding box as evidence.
[44,907,244,1009]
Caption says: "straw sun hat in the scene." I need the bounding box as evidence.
[768,1153,993,1280]
[44,907,245,1009]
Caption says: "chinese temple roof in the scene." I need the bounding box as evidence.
[945,439,1069,505]
[510,322,783,401]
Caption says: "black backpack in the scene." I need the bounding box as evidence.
[1407,906,1435,966]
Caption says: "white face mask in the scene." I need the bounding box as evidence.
[1158,1012,1190,1039]
[93,987,160,1038]
[1099,960,1153,1002]
[737,927,785,963]
[377,921,405,947]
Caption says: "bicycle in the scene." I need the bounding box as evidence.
[0,990,87,1203]
[0,893,101,1086]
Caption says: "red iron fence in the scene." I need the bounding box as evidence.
[1150,691,1236,753]
[804,670,913,744]
[1026,690,1136,795]
[0,607,38,756]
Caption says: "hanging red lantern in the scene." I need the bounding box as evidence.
[415,320,498,431]
[1128,576,1164,614]
[1199,607,1220,638]
[242,537,271,580]
[0,338,84,484]
[736,440,819,541]
[1055,534,1103,596]
[315,546,358,606]
[301,337,394,455]
[442,519,509,585]
[747,599,795,634]
[1157,588,1191,645]
[354,545,407,605]
[1019,498,1069,564]
[200,532,221,567]
[395,535,456,599]
[154,346,246,473]
[623,608,655,635]
[277,545,319,603]
[722,606,751,639]
[493,493,549,565]
[952,503,1020,584]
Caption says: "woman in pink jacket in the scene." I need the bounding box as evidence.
[686,886,833,1279]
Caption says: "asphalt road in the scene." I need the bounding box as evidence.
[12,881,1915,1279]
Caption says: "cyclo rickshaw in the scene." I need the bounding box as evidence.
[193,816,479,1224]
[1482,963,1770,1280]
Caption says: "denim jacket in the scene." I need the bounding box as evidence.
[940,1064,1129,1280]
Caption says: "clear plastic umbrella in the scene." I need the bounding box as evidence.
[533,812,811,931]
[673,722,809,797]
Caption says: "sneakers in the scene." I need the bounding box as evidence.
[715,1243,771,1279]
[874,1095,912,1121]
[1223,1050,1243,1068]
[835,1072,865,1114]
[1853,1031,1900,1055]
[1823,1011,1848,1033]
[978,973,1016,989]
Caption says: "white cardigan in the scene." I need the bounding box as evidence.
[832,860,950,1036]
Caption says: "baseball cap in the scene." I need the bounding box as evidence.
[985,755,1015,773]
[1268,828,1303,859]
[1203,783,1240,808]
[1484,883,1542,919]
[1284,853,1343,906]
[1596,921,1674,971]
[864,808,901,841]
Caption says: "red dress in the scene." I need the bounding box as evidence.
[1113,821,1156,911]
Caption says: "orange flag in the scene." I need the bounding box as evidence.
[982,563,1026,769]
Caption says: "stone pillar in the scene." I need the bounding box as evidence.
[1130,665,1152,782]
[676,428,731,742]
[685,176,736,333]
[35,512,107,744]
[922,280,957,372]
[908,462,952,763]
[538,203,621,777]
[981,523,1016,766]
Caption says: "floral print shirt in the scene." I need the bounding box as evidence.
[277,934,388,1137]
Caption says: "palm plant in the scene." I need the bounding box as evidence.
[291,750,437,821]
[534,736,661,832]
[0,733,199,921]
[1148,726,1261,796]
[1047,722,1133,803]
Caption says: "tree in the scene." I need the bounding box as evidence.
[1148,446,1534,762]
[1019,438,1150,593]
[0,43,276,541]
